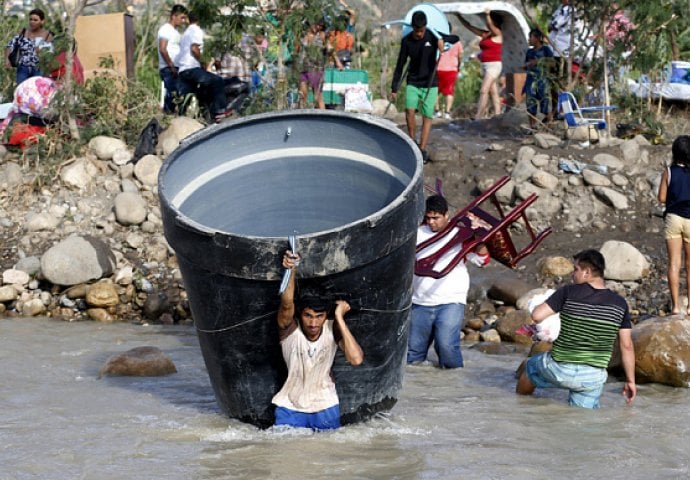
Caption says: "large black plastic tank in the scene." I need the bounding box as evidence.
[158,110,423,427]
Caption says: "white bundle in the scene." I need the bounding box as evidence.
[526,289,561,342]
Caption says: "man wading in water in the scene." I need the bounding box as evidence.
[272,250,364,430]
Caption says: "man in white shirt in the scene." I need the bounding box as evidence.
[409,195,489,368]
[157,4,187,113]
[175,12,229,122]
[273,250,364,430]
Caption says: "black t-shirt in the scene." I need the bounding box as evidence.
[391,29,439,92]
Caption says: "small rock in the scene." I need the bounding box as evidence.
[86,282,119,307]
[2,269,30,285]
[114,192,147,226]
[99,346,177,377]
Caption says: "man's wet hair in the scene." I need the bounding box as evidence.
[529,28,544,41]
[411,11,427,29]
[671,135,690,168]
[297,294,330,314]
[187,11,198,24]
[425,195,448,214]
[573,249,605,277]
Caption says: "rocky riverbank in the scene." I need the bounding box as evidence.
[0,109,688,386]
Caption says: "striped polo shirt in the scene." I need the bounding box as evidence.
[546,283,632,368]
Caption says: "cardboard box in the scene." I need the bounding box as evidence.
[75,13,134,80]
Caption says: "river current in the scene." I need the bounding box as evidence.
[2,317,689,479]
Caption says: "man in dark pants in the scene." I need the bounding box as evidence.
[157,4,187,114]
[391,11,444,164]
[175,12,229,122]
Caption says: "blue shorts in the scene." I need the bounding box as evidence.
[274,404,341,431]
[525,351,608,409]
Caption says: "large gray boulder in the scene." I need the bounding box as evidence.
[600,240,650,281]
[41,236,116,286]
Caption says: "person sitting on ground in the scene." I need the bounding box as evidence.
[4,8,53,85]
[459,10,503,119]
[657,135,690,318]
[516,249,636,409]
[390,11,444,164]
[174,12,230,122]
[272,250,364,431]
[523,28,554,129]
[434,37,463,120]
[157,4,187,114]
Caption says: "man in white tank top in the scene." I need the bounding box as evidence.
[272,250,364,430]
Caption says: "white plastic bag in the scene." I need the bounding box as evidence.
[526,289,561,342]
[344,85,372,113]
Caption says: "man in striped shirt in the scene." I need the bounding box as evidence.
[516,249,636,408]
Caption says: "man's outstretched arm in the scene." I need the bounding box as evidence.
[277,250,298,331]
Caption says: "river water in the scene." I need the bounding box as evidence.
[2,316,690,479]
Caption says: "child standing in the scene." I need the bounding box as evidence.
[435,39,463,120]
[524,28,554,129]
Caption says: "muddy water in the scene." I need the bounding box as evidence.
[2,317,689,479]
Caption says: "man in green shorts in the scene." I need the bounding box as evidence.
[391,11,444,164]
[516,249,637,409]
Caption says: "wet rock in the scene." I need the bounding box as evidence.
[495,309,532,344]
[21,298,46,316]
[99,346,177,377]
[600,240,650,281]
[463,330,480,342]
[114,192,147,226]
[633,317,690,387]
[87,308,115,322]
[143,292,170,320]
[86,282,119,307]
[465,317,485,330]
[41,236,116,286]
[480,329,501,343]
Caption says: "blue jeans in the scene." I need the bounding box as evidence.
[525,351,608,409]
[178,67,227,117]
[16,65,41,85]
[408,303,465,368]
[274,405,341,431]
[159,66,178,113]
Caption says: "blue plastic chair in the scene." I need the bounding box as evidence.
[557,91,617,145]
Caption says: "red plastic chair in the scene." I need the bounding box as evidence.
[415,176,552,278]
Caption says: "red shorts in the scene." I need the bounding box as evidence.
[437,70,458,96]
